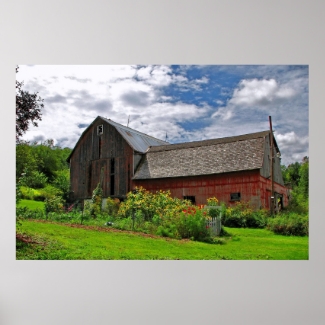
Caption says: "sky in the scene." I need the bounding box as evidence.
[17,65,309,166]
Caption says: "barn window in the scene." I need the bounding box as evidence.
[184,196,196,204]
[110,158,115,174]
[230,192,241,201]
[98,137,102,158]
[97,124,103,135]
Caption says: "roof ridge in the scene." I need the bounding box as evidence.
[147,130,270,153]
[100,116,169,143]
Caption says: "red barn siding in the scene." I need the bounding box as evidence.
[133,169,288,209]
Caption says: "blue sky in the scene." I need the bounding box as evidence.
[17,65,308,166]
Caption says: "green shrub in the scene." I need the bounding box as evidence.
[91,183,103,217]
[23,171,48,188]
[223,201,268,228]
[115,189,223,242]
[20,185,63,201]
[20,186,42,200]
[16,206,46,220]
[176,206,212,242]
[52,170,70,200]
[102,197,120,216]
[267,213,308,236]
[113,217,133,231]
[156,224,178,238]
[45,195,64,214]
[118,187,191,221]
[39,185,63,200]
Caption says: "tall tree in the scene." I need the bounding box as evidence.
[16,66,43,142]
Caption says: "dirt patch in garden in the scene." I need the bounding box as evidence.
[16,233,46,246]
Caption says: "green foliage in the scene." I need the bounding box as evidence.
[20,186,42,201]
[118,187,191,221]
[45,196,64,214]
[16,140,72,186]
[298,160,309,197]
[16,206,45,220]
[102,197,120,216]
[117,188,214,242]
[16,143,38,179]
[91,183,103,217]
[20,184,63,201]
[82,183,105,219]
[16,66,43,142]
[52,170,70,200]
[281,157,309,213]
[176,206,212,242]
[16,169,29,204]
[223,201,268,228]
[267,213,308,236]
[282,162,301,188]
[22,170,48,189]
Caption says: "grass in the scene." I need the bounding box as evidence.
[17,199,45,210]
[16,220,309,260]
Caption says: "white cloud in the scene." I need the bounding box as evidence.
[211,107,233,120]
[274,131,309,165]
[196,76,209,84]
[136,65,173,87]
[230,78,295,107]
[17,65,308,165]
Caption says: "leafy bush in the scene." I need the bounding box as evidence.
[156,224,179,238]
[267,213,308,236]
[45,195,64,214]
[40,185,63,200]
[223,201,268,228]
[24,171,48,189]
[20,186,43,201]
[102,197,120,217]
[52,170,70,200]
[118,187,191,221]
[16,206,46,220]
[176,206,212,242]
[19,185,63,201]
[116,188,214,242]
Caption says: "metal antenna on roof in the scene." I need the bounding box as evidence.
[127,115,130,127]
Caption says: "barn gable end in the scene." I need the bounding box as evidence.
[68,116,168,200]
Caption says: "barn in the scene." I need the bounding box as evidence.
[67,116,288,210]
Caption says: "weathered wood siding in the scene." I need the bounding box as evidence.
[70,119,134,200]
[260,133,284,185]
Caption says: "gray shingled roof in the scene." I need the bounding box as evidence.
[101,117,169,153]
[133,131,270,180]
[67,116,169,161]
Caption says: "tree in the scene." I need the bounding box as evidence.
[16,66,43,142]
[281,162,301,188]
[298,159,309,198]
[16,142,38,179]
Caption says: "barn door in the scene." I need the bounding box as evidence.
[88,159,109,197]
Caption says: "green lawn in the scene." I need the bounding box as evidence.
[17,199,45,210]
[17,220,308,260]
